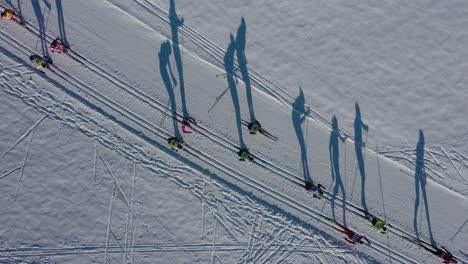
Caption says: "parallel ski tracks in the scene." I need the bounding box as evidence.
[0,7,445,263]
[0,243,348,258]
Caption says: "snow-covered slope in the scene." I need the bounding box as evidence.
[0,0,466,263]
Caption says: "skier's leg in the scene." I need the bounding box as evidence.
[11,17,22,25]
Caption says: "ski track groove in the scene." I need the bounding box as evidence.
[104,187,116,264]
[109,226,132,263]
[129,163,137,264]
[243,215,256,264]
[201,180,206,240]
[92,142,98,188]
[0,165,22,181]
[440,146,466,183]
[0,114,46,160]
[98,149,130,206]
[427,149,450,180]
[125,163,137,264]
[255,225,290,264]
[13,130,34,201]
[206,204,240,242]
[210,219,218,264]
[2,4,464,260]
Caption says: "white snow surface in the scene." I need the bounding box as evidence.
[0,0,467,263]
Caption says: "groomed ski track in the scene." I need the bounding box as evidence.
[1,1,467,263]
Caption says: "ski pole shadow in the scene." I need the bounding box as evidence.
[169,0,189,118]
[292,88,312,187]
[55,0,68,46]
[158,40,181,139]
[330,115,347,224]
[354,102,369,213]
[31,0,51,59]
[413,130,435,245]
[235,17,256,123]
[224,34,246,150]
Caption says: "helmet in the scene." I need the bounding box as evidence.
[29,55,34,61]
[359,240,364,244]
[382,227,387,233]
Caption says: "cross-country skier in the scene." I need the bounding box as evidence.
[238,148,253,162]
[248,121,261,134]
[50,38,68,53]
[167,137,183,152]
[181,117,196,134]
[1,9,22,25]
[336,222,371,245]
[365,213,390,233]
[29,54,49,73]
[421,245,457,263]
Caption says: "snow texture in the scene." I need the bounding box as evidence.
[0,0,467,263]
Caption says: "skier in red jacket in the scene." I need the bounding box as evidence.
[336,222,371,245]
[1,9,22,25]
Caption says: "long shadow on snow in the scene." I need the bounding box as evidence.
[0,46,377,263]
[330,115,347,225]
[31,0,50,59]
[354,102,369,213]
[55,0,68,46]
[413,130,435,245]
[235,17,256,123]
[224,34,246,149]
[169,0,189,118]
[159,40,182,139]
[292,88,312,187]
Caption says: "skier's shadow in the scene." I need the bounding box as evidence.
[354,102,369,213]
[159,40,181,139]
[168,0,189,118]
[31,0,51,58]
[329,115,347,224]
[235,17,256,123]
[292,88,312,187]
[224,34,246,150]
[55,0,68,46]
[413,130,435,245]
